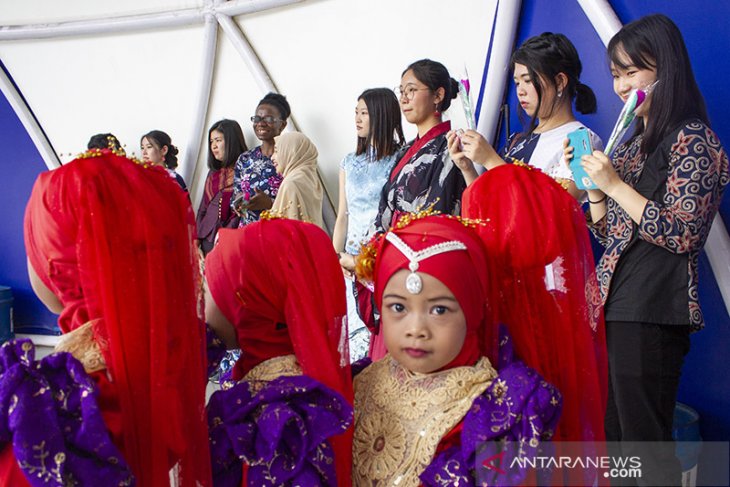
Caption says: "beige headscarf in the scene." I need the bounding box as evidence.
[271,132,324,228]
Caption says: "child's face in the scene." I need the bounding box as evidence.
[382,269,467,374]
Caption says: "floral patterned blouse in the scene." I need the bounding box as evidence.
[231,146,283,227]
[591,120,729,330]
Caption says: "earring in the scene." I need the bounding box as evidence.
[558,90,563,98]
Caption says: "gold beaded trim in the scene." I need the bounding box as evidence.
[54,320,106,373]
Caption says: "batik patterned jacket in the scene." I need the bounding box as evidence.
[591,120,729,330]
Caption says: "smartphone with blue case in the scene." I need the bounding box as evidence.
[567,127,597,190]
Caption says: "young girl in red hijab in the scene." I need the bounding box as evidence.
[0,149,211,486]
[204,218,353,486]
[352,214,561,485]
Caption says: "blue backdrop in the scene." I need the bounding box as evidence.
[504,0,730,449]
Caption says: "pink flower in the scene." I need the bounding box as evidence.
[460,79,470,95]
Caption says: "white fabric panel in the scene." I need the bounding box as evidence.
[235,0,497,198]
[0,0,497,208]
[0,26,207,181]
[189,23,263,203]
[0,1,204,26]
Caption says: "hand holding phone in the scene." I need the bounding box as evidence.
[232,192,248,215]
[567,127,597,190]
[456,129,465,151]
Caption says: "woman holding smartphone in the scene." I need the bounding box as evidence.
[448,33,609,453]
[449,32,602,200]
[570,14,729,485]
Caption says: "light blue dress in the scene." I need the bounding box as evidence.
[341,149,396,361]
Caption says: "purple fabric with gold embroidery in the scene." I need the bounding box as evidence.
[207,375,352,486]
[205,324,228,379]
[420,358,562,486]
[0,339,133,486]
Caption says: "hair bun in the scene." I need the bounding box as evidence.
[449,78,459,100]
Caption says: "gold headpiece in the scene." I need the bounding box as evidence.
[353,203,486,284]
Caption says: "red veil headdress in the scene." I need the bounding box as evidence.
[205,218,353,485]
[357,213,498,368]
[24,150,211,486]
[462,163,608,442]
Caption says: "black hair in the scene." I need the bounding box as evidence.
[511,32,597,134]
[207,119,247,170]
[88,133,125,155]
[356,88,405,159]
[402,59,459,112]
[141,130,179,169]
[257,92,291,120]
[608,14,708,154]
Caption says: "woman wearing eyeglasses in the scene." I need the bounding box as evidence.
[231,92,290,227]
[373,59,468,233]
[361,59,468,360]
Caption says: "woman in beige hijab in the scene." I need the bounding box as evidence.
[271,132,324,228]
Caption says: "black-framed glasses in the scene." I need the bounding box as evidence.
[394,86,430,100]
[251,115,282,124]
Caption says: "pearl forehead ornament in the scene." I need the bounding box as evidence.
[384,232,467,294]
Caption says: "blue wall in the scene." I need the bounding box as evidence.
[507,0,730,445]
[0,88,59,335]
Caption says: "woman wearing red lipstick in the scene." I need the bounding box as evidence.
[449,32,601,200]
[352,214,561,485]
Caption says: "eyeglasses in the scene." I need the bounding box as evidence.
[250,115,282,124]
[394,86,430,101]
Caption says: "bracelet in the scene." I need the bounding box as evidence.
[588,195,607,204]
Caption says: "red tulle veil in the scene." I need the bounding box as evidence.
[206,219,353,486]
[24,151,211,486]
[462,163,608,444]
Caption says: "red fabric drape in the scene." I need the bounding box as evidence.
[205,219,353,486]
[23,151,211,486]
[462,164,608,442]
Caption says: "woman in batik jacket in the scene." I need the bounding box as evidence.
[568,14,729,486]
